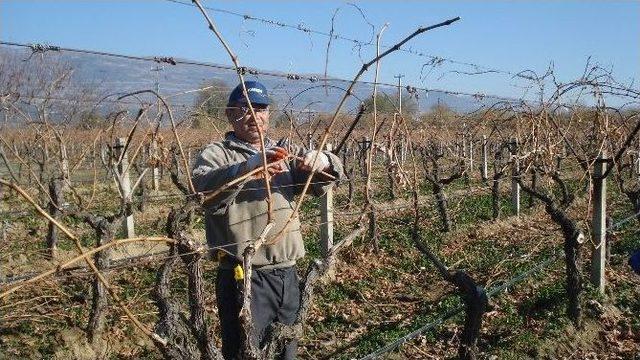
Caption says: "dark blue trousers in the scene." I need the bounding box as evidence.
[216,266,300,360]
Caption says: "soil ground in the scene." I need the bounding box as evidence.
[1,174,638,359]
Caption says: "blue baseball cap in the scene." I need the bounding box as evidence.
[227,81,271,106]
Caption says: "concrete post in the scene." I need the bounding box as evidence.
[307,134,314,150]
[320,143,334,256]
[149,140,160,191]
[462,134,467,161]
[481,135,488,181]
[590,155,607,294]
[114,138,135,238]
[469,138,474,171]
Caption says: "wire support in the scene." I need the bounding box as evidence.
[0,40,523,104]
[357,250,562,360]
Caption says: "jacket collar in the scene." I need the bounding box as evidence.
[223,131,276,154]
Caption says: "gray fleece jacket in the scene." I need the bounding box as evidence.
[191,132,344,269]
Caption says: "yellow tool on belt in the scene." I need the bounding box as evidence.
[217,250,244,280]
[234,265,245,280]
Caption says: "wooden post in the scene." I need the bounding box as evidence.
[511,163,520,216]
[46,178,63,258]
[361,136,370,178]
[386,142,396,200]
[114,138,135,238]
[60,144,70,191]
[481,135,488,181]
[320,143,334,257]
[39,143,49,185]
[401,139,407,164]
[590,155,607,294]
[510,139,520,216]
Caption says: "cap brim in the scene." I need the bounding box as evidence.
[238,93,271,106]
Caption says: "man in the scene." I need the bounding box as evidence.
[191,80,344,359]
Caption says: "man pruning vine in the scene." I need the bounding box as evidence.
[191,81,344,359]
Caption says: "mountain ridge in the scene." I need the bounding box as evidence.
[1,45,494,117]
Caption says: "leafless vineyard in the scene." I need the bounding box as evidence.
[1,3,639,360]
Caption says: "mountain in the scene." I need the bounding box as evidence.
[1,45,493,119]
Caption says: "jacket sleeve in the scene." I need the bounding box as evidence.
[286,141,346,196]
[191,144,246,214]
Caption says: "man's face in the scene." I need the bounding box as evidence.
[226,102,270,145]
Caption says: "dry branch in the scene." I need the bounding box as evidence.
[269,16,461,246]
[192,0,274,222]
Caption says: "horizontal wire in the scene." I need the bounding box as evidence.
[357,249,562,360]
[0,175,506,215]
[0,41,522,104]
[161,0,532,81]
[2,213,379,287]
[0,186,501,288]
[0,239,245,287]
[607,208,640,231]
[4,92,367,115]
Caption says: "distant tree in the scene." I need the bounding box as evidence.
[192,78,231,130]
[268,99,291,129]
[420,101,459,130]
[76,110,107,130]
[362,92,418,117]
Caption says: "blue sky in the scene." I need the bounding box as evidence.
[1,1,638,101]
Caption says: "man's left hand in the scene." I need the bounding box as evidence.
[299,150,330,173]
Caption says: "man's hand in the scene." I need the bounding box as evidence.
[266,147,289,162]
[245,147,289,176]
[299,150,330,173]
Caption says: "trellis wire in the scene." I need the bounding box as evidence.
[0,183,497,287]
[606,209,640,232]
[358,250,562,360]
[0,41,521,104]
[161,0,536,82]
[357,173,640,358]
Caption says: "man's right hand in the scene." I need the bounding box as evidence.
[245,147,289,176]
